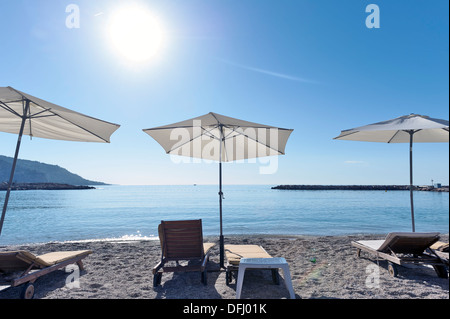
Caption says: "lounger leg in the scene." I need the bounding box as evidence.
[280,265,296,299]
[76,260,85,271]
[153,261,164,287]
[433,265,448,279]
[153,272,162,287]
[271,269,280,285]
[226,269,232,285]
[201,269,207,285]
[235,266,247,299]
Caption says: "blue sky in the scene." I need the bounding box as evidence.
[0,0,448,186]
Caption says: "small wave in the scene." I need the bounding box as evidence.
[60,234,159,244]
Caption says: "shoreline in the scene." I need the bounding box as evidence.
[1,233,448,299]
[1,232,448,248]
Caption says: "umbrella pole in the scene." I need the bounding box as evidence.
[409,131,415,232]
[218,124,225,268]
[0,100,30,236]
[219,161,225,268]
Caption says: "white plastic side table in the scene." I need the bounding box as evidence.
[236,257,296,299]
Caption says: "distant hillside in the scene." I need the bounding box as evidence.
[0,155,106,186]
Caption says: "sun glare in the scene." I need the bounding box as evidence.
[108,5,164,63]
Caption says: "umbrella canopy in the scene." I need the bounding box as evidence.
[143,112,293,267]
[334,114,449,232]
[0,86,121,235]
[143,112,293,162]
[334,114,449,143]
[0,87,119,142]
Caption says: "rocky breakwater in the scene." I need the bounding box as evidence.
[416,185,449,192]
[0,182,95,191]
[272,185,449,192]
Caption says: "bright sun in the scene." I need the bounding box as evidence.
[108,5,164,63]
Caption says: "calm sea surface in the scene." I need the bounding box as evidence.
[0,185,448,245]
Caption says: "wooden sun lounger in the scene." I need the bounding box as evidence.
[352,232,448,278]
[224,244,279,285]
[152,220,215,287]
[0,250,92,299]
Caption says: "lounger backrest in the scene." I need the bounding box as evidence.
[159,220,205,260]
[378,232,440,254]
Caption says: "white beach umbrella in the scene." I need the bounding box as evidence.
[0,86,121,235]
[143,112,293,267]
[334,114,449,232]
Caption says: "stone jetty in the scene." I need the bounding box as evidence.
[271,185,449,192]
[0,183,95,191]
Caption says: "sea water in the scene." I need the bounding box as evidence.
[0,185,448,245]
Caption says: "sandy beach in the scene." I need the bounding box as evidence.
[0,234,448,300]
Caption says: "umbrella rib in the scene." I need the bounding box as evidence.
[30,114,58,119]
[54,114,111,142]
[387,130,401,143]
[1,98,24,104]
[145,125,293,131]
[333,130,359,140]
[209,113,228,161]
[233,125,291,130]
[219,123,284,159]
[166,125,220,154]
[0,101,22,117]
[222,125,239,161]
[3,88,119,143]
[7,86,119,132]
[19,102,109,142]
[223,125,241,139]
[202,125,222,140]
[0,100,55,119]
[1,92,56,120]
[29,108,56,118]
[227,127,284,155]
[210,112,221,126]
[148,114,291,158]
[145,125,214,131]
[26,100,33,137]
[206,114,286,131]
[25,103,111,142]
